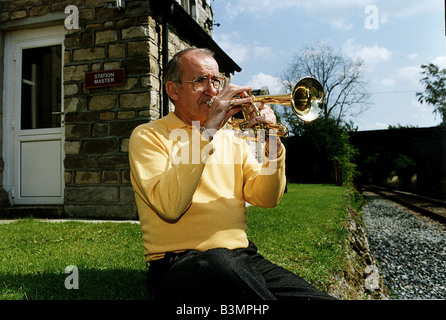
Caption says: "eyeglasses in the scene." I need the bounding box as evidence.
[178,75,225,92]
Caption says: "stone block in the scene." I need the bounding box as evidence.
[73,47,105,62]
[64,65,89,81]
[118,111,135,119]
[116,17,136,27]
[128,41,149,57]
[64,35,80,49]
[66,123,90,138]
[65,141,81,155]
[65,172,73,184]
[122,25,150,39]
[102,170,119,183]
[83,139,117,154]
[110,78,138,91]
[65,186,119,203]
[122,57,150,74]
[10,10,26,20]
[81,32,93,46]
[95,6,124,21]
[104,61,120,70]
[64,97,79,113]
[64,156,89,169]
[96,30,118,44]
[85,0,105,5]
[79,8,94,24]
[109,43,126,59]
[120,92,150,109]
[92,122,109,137]
[89,95,116,111]
[110,120,146,137]
[120,138,129,152]
[10,0,40,10]
[98,155,129,167]
[29,5,49,17]
[76,111,97,122]
[75,171,101,184]
[121,169,131,184]
[120,186,135,202]
[64,204,137,220]
[64,84,79,96]
[99,112,115,120]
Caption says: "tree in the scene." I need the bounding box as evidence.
[416,63,446,126]
[276,43,368,185]
[283,117,358,185]
[281,42,370,125]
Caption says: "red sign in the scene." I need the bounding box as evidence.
[84,68,125,89]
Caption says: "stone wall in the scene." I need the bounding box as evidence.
[63,1,211,219]
[63,1,158,219]
[0,0,216,218]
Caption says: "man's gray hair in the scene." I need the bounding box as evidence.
[163,48,216,86]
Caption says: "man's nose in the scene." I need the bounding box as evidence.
[205,81,219,95]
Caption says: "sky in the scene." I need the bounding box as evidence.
[211,0,446,131]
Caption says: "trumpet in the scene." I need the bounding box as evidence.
[228,77,325,139]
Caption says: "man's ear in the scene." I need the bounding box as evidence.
[165,81,179,102]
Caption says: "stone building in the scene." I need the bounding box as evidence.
[0,0,241,219]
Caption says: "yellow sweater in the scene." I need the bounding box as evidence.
[129,112,286,262]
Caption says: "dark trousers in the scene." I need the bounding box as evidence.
[146,242,336,300]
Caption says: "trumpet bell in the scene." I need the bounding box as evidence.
[290,77,325,122]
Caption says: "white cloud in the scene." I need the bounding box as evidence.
[213,34,275,65]
[374,122,388,129]
[330,18,354,31]
[217,0,370,29]
[217,0,439,29]
[245,73,284,95]
[432,56,446,69]
[342,39,392,66]
[214,34,249,64]
[391,0,438,19]
[397,66,421,86]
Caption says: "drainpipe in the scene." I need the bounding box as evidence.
[162,2,174,117]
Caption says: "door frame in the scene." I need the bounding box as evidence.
[3,25,65,205]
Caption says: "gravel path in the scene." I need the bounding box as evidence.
[362,193,446,299]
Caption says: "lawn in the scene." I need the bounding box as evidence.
[0,220,147,300]
[0,184,352,300]
[247,184,350,292]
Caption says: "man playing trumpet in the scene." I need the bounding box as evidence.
[129,48,334,300]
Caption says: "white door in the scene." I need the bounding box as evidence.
[3,26,65,205]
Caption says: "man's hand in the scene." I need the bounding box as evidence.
[244,102,283,158]
[201,84,252,131]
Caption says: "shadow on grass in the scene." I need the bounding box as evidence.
[1,269,152,300]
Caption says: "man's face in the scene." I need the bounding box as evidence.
[170,52,220,125]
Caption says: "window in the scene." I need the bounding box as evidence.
[180,0,198,20]
[21,45,62,130]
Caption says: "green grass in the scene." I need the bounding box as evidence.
[247,184,350,291]
[0,184,352,299]
[0,220,148,300]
